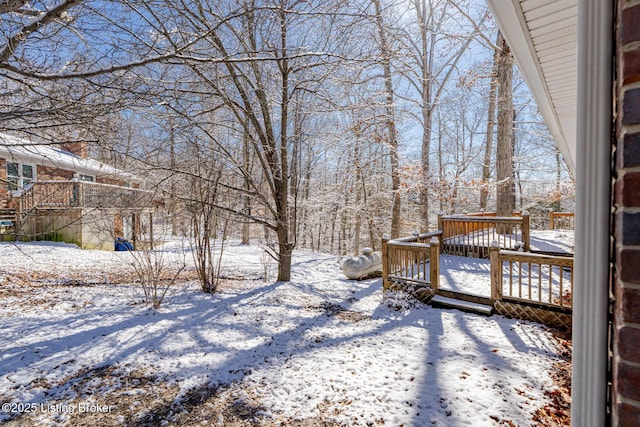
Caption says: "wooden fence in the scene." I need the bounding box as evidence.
[438,213,530,258]
[382,231,441,291]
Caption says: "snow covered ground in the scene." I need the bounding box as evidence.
[0,239,569,426]
[529,230,574,254]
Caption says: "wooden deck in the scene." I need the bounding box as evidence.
[382,217,574,330]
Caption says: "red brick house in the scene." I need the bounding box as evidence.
[0,133,152,250]
[487,0,638,425]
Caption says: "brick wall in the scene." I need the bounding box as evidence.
[114,213,123,237]
[38,166,131,188]
[37,165,74,181]
[614,1,640,425]
[59,141,89,159]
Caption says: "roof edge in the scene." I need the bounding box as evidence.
[0,133,142,184]
[487,0,576,175]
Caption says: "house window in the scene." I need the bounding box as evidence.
[6,162,35,191]
[78,174,94,182]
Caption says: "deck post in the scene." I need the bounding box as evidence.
[381,234,390,290]
[490,240,501,302]
[437,213,444,253]
[429,237,439,291]
[549,209,555,230]
[521,210,530,252]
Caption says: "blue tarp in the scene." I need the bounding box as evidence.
[114,237,133,251]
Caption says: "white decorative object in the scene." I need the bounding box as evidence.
[341,249,383,280]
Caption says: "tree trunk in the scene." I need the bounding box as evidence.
[277,232,293,282]
[496,31,514,217]
[417,0,433,230]
[354,140,362,256]
[241,121,251,245]
[169,127,179,236]
[554,149,562,211]
[437,112,445,212]
[373,0,401,239]
[480,41,499,211]
[421,107,433,229]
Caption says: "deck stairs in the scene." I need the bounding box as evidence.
[0,208,17,237]
[429,289,493,316]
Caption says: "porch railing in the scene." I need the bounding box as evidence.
[549,211,575,230]
[381,230,574,325]
[490,242,573,310]
[382,231,441,291]
[438,212,530,258]
[17,180,153,211]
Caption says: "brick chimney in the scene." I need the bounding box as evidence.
[60,141,89,159]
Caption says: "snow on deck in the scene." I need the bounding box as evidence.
[434,229,574,298]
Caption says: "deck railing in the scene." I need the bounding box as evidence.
[381,228,573,328]
[549,211,575,230]
[382,231,441,291]
[438,212,530,258]
[17,180,153,212]
[490,242,573,310]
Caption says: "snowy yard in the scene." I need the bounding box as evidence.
[0,240,570,426]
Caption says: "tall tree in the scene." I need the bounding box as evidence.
[137,0,351,281]
[495,31,514,217]
[372,0,401,239]
[404,0,485,229]
[480,42,499,210]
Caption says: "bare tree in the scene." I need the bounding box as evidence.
[480,41,499,210]
[0,1,189,144]
[495,31,514,217]
[130,0,355,281]
[129,212,186,308]
[371,0,402,239]
[189,171,228,294]
[400,0,488,229]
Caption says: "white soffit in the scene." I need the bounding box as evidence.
[487,0,578,175]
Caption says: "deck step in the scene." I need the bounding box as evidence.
[430,295,493,316]
[436,289,493,306]
[0,208,16,234]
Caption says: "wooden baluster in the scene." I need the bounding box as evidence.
[528,262,532,300]
[490,240,501,302]
[570,265,574,307]
[382,235,389,290]
[430,237,439,291]
[559,263,564,307]
[509,261,514,297]
[518,261,522,298]
[522,211,530,252]
[538,263,543,303]
[549,265,553,304]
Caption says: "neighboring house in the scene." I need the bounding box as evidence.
[0,133,153,250]
[487,1,637,425]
